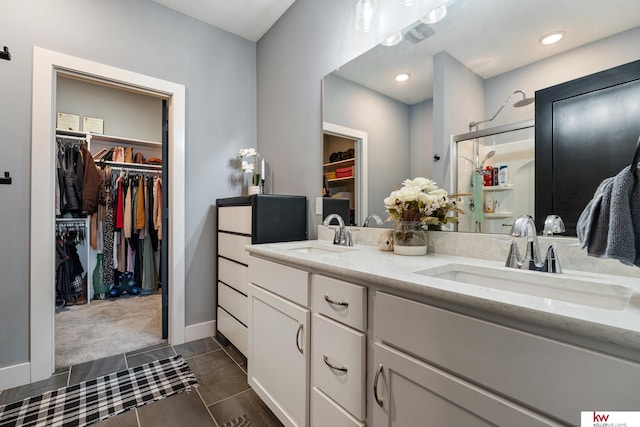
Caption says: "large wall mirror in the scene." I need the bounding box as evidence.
[322,0,640,234]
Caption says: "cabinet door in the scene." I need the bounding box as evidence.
[371,342,560,427]
[248,284,310,427]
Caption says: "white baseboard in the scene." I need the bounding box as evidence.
[0,362,31,390]
[183,320,216,344]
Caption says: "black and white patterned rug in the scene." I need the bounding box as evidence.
[0,355,198,427]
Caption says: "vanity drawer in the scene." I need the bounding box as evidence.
[218,282,247,326]
[312,275,366,331]
[374,291,640,425]
[218,206,252,234]
[218,232,251,265]
[249,256,309,306]
[217,306,247,356]
[311,387,365,427]
[312,314,365,420]
[218,257,248,295]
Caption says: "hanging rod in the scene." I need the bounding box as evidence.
[56,217,88,222]
[107,164,162,174]
[56,135,87,141]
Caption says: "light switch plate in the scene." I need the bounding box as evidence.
[315,197,323,215]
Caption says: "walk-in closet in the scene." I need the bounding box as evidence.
[54,75,167,368]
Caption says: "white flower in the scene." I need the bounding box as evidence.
[237,148,257,158]
[396,185,421,202]
[403,177,438,192]
[240,160,254,174]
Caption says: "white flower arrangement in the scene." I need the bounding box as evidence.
[384,177,463,226]
[237,148,260,185]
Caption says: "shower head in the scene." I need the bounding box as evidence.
[513,91,535,108]
[469,90,535,130]
[478,150,495,170]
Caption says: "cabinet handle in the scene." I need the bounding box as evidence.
[296,324,304,355]
[323,354,348,373]
[374,364,384,407]
[324,294,349,308]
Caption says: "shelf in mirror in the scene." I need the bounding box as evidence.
[323,158,354,168]
[483,184,514,192]
[484,212,514,219]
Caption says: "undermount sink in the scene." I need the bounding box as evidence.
[414,263,633,310]
[278,241,357,255]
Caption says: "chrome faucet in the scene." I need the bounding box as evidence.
[322,214,352,246]
[501,214,564,273]
[510,215,543,270]
[363,213,383,227]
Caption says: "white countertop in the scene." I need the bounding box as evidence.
[247,240,640,353]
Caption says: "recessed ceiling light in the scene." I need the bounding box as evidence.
[395,73,410,82]
[540,31,565,45]
[381,32,403,47]
[420,4,447,24]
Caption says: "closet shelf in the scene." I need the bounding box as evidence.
[484,212,514,219]
[56,129,161,148]
[323,158,355,168]
[327,176,354,183]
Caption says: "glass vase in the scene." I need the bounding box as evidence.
[393,221,427,255]
[92,252,108,299]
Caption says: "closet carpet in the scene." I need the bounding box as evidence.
[55,293,164,369]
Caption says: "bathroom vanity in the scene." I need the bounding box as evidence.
[246,235,640,427]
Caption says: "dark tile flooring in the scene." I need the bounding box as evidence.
[0,338,284,427]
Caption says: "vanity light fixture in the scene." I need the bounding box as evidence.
[396,0,415,5]
[355,0,380,33]
[540,31,565,45]
[395,72,410,82]
[420,4,447,24]
[381,31,403,46]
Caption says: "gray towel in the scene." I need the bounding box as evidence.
[577,166,640,266]
[607,166,640,266]
[576,176,614,253]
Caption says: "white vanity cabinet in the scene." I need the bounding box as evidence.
[248,257,311,427]
[372,291,640,427]
[311,275,367,427]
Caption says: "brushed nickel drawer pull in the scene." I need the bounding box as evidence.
[324,294,349,307]
[323,354,348,373]
[296,324,304,355]
[374,364,384,407]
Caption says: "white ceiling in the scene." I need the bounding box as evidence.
[151,0,297,42]
[334,0,640,105]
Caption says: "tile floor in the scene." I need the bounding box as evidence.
[0,337,283,427]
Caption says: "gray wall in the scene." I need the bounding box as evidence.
[0,0,256,368]
[56,77,163,141]
[409,99,434,180]
[323,74,410,221]
[257,0,427,237]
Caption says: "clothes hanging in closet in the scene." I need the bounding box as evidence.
[92,167,162,296]
[55,136,102,217]
[55,224,87,307]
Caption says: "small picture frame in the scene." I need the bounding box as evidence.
[83,116,104,134]
[56,112,80,131]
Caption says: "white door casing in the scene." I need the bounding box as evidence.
[30,47,186,382]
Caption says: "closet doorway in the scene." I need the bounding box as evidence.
[53,75,166,368]
[30,47,186,382]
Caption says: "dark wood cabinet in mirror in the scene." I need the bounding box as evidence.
[535,59,640,235]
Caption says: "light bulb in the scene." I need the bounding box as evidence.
[420,4,447,24]
[540,31,565,45]
[395,73,410,82]
[355,0,380,33]
[381,32,403,47]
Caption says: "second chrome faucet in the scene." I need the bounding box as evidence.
[500,214,566,273]
[322,213,353,246]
